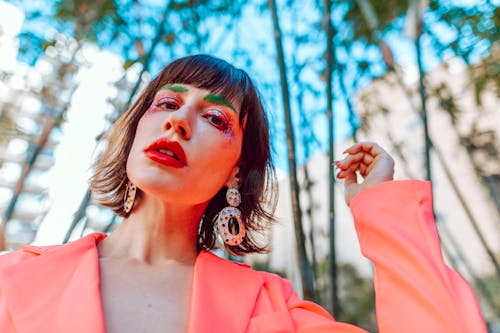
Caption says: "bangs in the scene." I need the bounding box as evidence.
[159,55,251,121]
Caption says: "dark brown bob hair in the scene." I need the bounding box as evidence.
[90,54,277,255]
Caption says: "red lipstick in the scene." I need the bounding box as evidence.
[144,138,188,168]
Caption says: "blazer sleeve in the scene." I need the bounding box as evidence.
[248,269,368,333]
[350,180,487,333]
[284,281,368,333]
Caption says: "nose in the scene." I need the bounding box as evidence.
[163,107,192,140]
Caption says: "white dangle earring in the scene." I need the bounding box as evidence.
[217,188,246,246]
[123,181,137,214]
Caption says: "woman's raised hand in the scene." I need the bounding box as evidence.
[335,142,395,206]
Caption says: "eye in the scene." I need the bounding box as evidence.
[204,109,231,130]
[156,97,179,110]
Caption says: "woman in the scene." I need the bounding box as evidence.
[0,55,487,333]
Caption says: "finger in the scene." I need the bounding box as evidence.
[337,154,375,177]
[335,152,365,170]
[341,142,395,188]
[344,142,375,155]
[336,162,360,179]
[343,162,361,176]
[365,154,382,175]
[339,158,375,179]
[362,153,375,166]
[358,162,368,176]
[343,170,358,186]
[341,166,358,186]
[344,142,385,158]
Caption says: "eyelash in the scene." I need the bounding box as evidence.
[203,109,231,131]
[153,97,232,132]
[155,97,179,110]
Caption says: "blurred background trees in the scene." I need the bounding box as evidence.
[0,0,498,330]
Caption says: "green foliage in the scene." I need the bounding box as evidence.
[426,0,498,79]
[53,0,123,40]
[41,39,57,51]
[341,0,408,43]
[315,257,376,331]
[0,108,24,144]
[469,48,500,106]
[336,263,376,331]
[431,82,461,125]
[483,271,500,318]
[429,0,498,58]
[250,259,287,278]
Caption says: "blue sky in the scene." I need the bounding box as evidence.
[3,0,496,173]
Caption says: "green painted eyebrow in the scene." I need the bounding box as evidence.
[159,84,189,93]
[158,84,237,113]
[204,93,237,113]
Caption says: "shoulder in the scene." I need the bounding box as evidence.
[0,233,106,271]
[0,244,61,269]
[200,251,290,279]
[206,252,296,300]
[198,251,293,289]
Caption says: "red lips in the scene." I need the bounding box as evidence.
[144,138,188,168]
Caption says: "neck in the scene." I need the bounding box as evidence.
[98,194,207,265]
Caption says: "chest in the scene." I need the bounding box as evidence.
[98,259,193,333]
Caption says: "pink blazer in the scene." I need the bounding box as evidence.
[0,181,487,332]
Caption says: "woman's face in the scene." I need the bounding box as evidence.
[126,83,244,205]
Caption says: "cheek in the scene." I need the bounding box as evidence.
[130,116,158,149]
[126,121,148,175]
[192,140,241,181]
[125,142,140,179]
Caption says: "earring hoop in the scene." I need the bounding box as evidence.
[123,181,137,214]
[217,188,245,246]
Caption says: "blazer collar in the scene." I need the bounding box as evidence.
[1,234,264,333]
[0,233,107,333]
[188,251,264,333]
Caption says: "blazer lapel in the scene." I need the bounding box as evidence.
[0,233,106,333]
[2,236,264,333]
[188,251,264,333]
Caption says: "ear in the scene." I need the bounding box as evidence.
[226,166,240,189]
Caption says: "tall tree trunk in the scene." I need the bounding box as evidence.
[268,0,316,300]
[415,36,432,181]
[323,0,341,317]
[303,166,318,284]
[299,104,319,288]
[64,189,92,243]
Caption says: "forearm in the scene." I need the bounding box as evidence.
[350,180,487,333]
